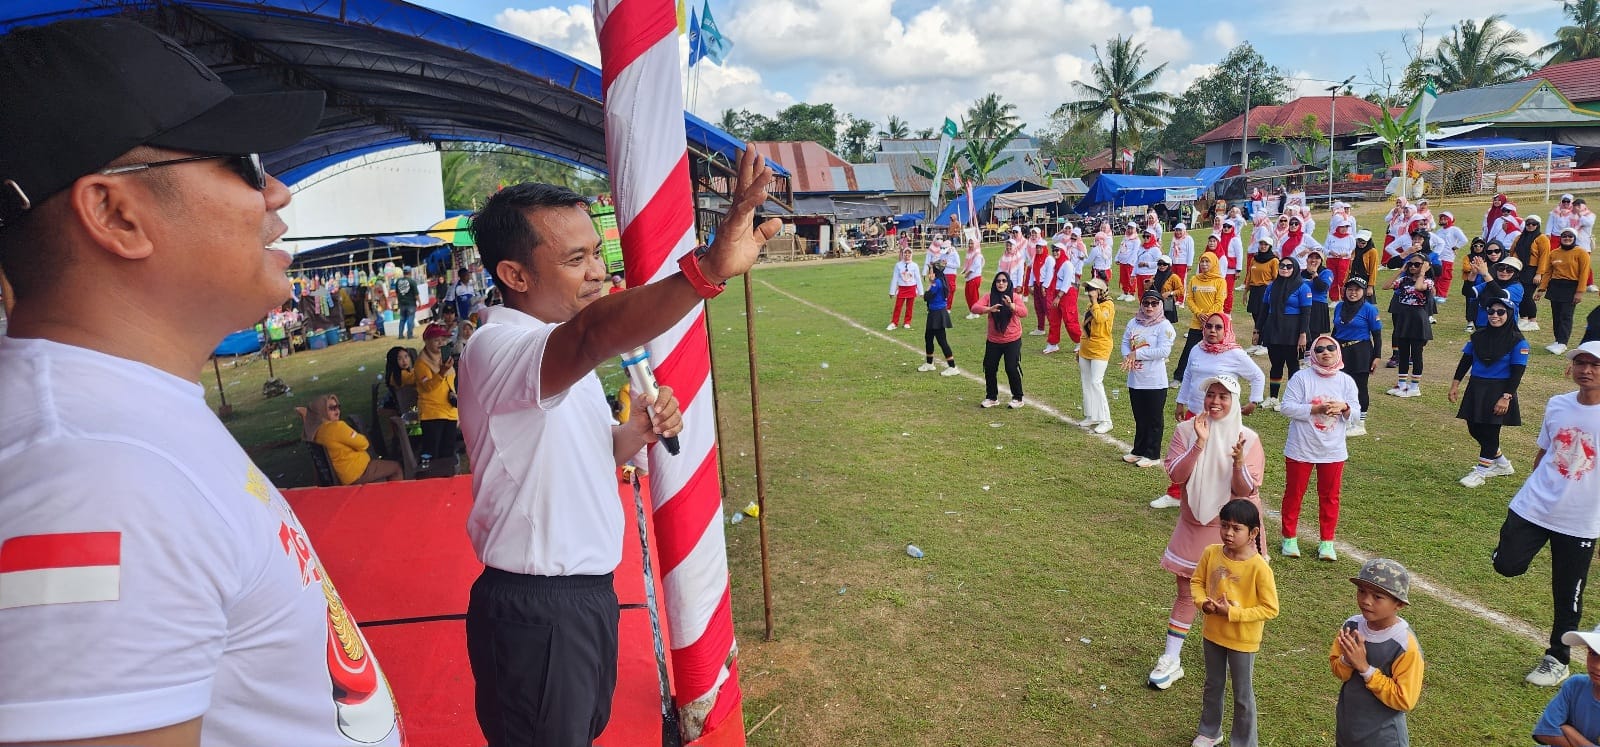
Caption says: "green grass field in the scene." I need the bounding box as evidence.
[212,193,1598,745]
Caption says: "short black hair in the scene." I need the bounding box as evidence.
[471,183,590,287]
[1218,498,1261,530]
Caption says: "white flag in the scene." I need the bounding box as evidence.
[929,117,959,209]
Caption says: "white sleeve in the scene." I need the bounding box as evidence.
[460,319,566,411]
[0,442,240,742]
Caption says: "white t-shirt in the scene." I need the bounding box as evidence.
[1509,392,1600,539]
[1177,347,1267,411]
[1122,319,1177,389]
[1576,211,1595,252]
[1279,368,1361,463]
[1170,234,1195,266]
[459,306,623,576]
[1433,225,1468,263]
[0,337,398,746]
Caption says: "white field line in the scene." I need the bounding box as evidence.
[758,279,1546,645]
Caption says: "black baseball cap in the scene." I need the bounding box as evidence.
[0,18,325,226]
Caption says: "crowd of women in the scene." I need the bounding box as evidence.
[887,197,1600,743]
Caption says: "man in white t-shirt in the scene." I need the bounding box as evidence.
[1494,341,1600,688]
[457,149,778,744]
[0,18,400,746]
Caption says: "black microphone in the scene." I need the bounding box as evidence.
[620,346,680,456]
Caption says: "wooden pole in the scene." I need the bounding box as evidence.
[211,356,232,418]
[742,272,775,641]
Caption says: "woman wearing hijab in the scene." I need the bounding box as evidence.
[1482,193,1512,247]
[305,394,404,485]
[1386,253,1435,398]
[1173,253,1229,383]
[1510,215,1549,332]
[1303,250,1334,338]
[1146,374,1267,692]
[1123,289,1178,466]
[973,273,1029,408]
[1154,314,1265,509]
[1117,223,1142,301]
[1253,256,1312,409]
[1217,217,1245,314]
[1324,203,1357,290]
[1331,278,1382,436]
[1535,228,1591,355]
[1080,277,1117,433]
[1146,255,1183,324]
[1278,334,1361,561]
[1449,291,1530,487]
[1244,239,1279,356]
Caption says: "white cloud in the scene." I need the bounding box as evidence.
[494,5,599,65]
[1511,26,1548,59]
[1269,0,1555,35]
[1208,21,1238,50]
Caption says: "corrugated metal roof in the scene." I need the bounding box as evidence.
[1193,96,1388,144]
[851,163,898,192]
[1408,80,1600,125]
[1526,58,1600,104]
[748,140,898,193]
[874,139,1044,192]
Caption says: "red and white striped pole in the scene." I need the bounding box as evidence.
[593,1,743,742]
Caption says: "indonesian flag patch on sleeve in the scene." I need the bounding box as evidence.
[0,532,122,610]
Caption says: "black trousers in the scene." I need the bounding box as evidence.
[983,339,1023,401]
[1267,344,1300,394]
[1349,371,1371,415]
[420,418,459,461]
[925,327,953,361]
[1551,300,1577,346]
[1493,510,1597,665]
[1466,420,1503,460]
[1173,329,1203,381]
[1394,338,1426,376]
[1129,387,1167,459]
[466,568,620,746]
[1464,282,1479,324]
[1520,280,1539,319]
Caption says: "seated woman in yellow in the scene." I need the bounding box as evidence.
[304,394,403,484]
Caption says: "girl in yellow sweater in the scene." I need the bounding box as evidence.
[1190,498,1279,746]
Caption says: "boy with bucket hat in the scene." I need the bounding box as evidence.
[1332,558,1425,746]
[0,18,400,745]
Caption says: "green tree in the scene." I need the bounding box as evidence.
[957,124,1025,184]
[1035,109,1107,179]
[716,108,774,140]
[963,93,1022,140]
[440,150,484,211]
[1539,0,1600,63]
[764,103,840,148]
[1425,14,1535,92]
[1357,108,1435,167]
[1256,113,1330,166]
[914,126,936,139]
[1152,42,1290,167]
[879,115,911,140]
[1058,35,1174,166]
[839,114,877,162]
[439,144,608,211]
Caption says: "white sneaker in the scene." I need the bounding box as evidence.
[1429,315,1437,324]
[1466,323,1476,333]
[1346,421,1367,437]
[1150,495,1182,509]
[903,323,912,329]
[887,323,898,331]
[917,362,938,372]
[1191,734,1223,747]
[965,313,979,320]
[1137,457,1163,468]
[1386,385,1405,396]
[1093,421,1113,434]
[1519,319,1540,331]
[1028,329,1046,336]
[1251,346,1268,357]
[1148,654,1184,690]
[1590,285,1599,293]
[1436,296,1447,304]
[980,398,999,408]
[1261,397,1279,411]
[1399,385,1422,398]
[1488,460,1516,477]
[1460,470,1488,488]
[1042,344,1060,354]
[1073,344,1081,353]
[1008,398,1025,409]
[940,366,961,377]
[1548,342,1569,355]
[1123,453,1142,464]
[1527,655,1571,687]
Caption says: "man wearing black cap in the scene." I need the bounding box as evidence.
[0,18,399,746]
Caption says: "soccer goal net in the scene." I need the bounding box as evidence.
[1400,142,1557,203]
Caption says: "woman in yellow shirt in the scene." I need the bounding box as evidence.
[305,394,403,484]
[1079,277,1117,434]
[411,323,461,470]
[1173,253,1229,382]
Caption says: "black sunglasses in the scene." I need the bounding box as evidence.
[1485,307,1510,316]
[100,153,267,190]
[1312,344,1338,354]
[1203,323,1226,330]
[1141,299,1161,306]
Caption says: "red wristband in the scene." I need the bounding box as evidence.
[678,247,726,299]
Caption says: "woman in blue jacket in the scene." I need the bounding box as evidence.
[1303,249,1335,338]
[1331,277,1382,436]
[1254,256,1312,409]
[1448,291,1529,487]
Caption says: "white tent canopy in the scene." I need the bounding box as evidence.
[992,189,1064,209]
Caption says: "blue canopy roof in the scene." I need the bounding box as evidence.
[933,184,1015,225]
[1074,167,1231,213]
[1426,137,1577,161]
[4,1,781,185]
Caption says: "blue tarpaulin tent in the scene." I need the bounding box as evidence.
[1073,167,1231,213]
[213,329,263,357]
[933,182,1047,225]
[893,213,925,229]
[1426,137,1576,161]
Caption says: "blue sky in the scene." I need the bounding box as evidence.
[414,0,1567,134]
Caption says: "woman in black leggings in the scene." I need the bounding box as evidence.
[1448,291,1527,487]
[1386,253,1435,397]
[1253,256,1310,409]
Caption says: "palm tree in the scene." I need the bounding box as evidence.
[879,115,910,140]
[440,150,485,211]
[1426,15,1535,92]
[958,124,1025,185]
[963,94,1021,141]
[1057,36,1173,167]
[1539,0,1600,63]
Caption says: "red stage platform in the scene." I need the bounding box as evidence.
[284,474,744,747]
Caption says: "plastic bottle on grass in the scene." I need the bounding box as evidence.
[905,544,924,558]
